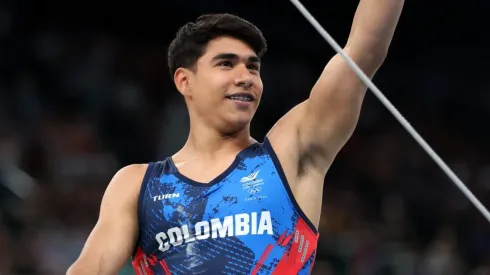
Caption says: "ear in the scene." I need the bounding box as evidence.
[174,68,192,97]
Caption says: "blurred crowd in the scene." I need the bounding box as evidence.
[1,1,490,275]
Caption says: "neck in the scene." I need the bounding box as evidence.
[176,116,256,161]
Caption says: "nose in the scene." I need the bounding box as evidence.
[234,65,253,88]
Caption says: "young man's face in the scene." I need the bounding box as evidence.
[185,36,263,133]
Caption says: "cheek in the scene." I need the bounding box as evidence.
[194,77,220,99]
[195,85,224,108]
[203,77,229,100]
[254,78,264,96]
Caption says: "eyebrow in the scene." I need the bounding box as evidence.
[211,53,261,64]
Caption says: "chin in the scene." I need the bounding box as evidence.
[221,115,253,134]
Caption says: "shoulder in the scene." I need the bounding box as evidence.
[268,99,337,175]
[265,103,306,181]
[112,163,149,183]
[266,100,332,178]
[103,164,149,207]
[266,101,306,153]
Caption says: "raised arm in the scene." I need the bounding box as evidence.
[66,164,147,275]
[297,0,405,171]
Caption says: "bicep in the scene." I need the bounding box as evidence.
[299,50,378,161]
[68,164,146,275]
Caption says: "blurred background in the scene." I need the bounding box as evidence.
[1,0,490,274]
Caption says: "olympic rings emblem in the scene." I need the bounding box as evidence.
[248,187,261,194]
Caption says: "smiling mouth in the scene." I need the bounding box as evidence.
[225,94,254,102]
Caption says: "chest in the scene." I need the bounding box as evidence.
[144,158,294,228]
[137,159,307,266]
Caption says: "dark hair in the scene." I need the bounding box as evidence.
[167,13,267,76]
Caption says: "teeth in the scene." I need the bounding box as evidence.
[229,95,252,102]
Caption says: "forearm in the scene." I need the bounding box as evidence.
[67,248,125,275]
[67,265,95,275]
[67,260,104,275]
[346,0,405,61]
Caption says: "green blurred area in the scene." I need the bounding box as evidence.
[118,261,134,275]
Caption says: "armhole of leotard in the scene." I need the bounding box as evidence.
[132,162,155,257]
[263,137,319,235]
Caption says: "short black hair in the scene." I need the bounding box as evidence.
[167,13,267,76]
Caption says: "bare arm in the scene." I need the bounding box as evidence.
[297,0,405,171]
[66,164,147,275]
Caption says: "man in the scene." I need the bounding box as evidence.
[67,1,404,274]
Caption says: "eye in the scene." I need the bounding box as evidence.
[247,64,260,71]
[218,61,233,68]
